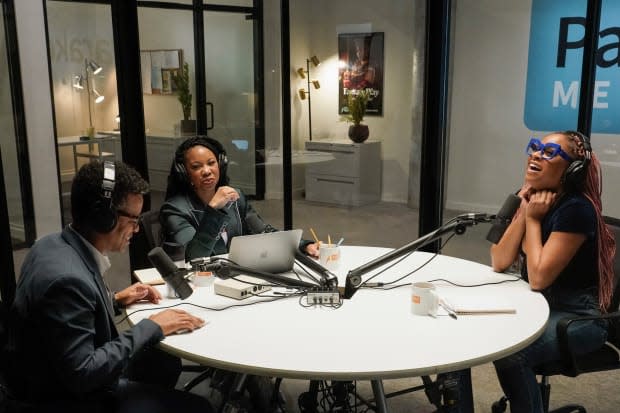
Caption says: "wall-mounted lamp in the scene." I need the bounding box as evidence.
[296,55,321,141]
[72,75,84,90]
[87,60,103,75]
[74,59,105,137]
[92,88,105,104]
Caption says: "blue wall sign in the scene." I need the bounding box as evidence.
[524,0,620,133]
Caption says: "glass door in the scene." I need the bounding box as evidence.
[1,0,32,248]
[46,1,120,226]
[204,10,259,197]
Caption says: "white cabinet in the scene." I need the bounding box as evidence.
[305,140,381,206]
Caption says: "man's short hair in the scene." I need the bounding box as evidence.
[71,161,149,231]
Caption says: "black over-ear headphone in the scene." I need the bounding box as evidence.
[90,161,118,233]
[173,136,229,187]
[562,130,592,192]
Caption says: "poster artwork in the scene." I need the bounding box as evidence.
[338,32,384,116]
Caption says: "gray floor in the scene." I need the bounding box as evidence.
[12,196,620,412]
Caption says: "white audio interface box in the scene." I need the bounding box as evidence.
[214,275,272,300]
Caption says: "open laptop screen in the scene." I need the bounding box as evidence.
[228,229,302,274]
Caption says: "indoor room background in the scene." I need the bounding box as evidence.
[6,0,620,259]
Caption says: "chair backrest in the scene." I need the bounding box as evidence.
[130,209,162,273]
[603,216,620,346]
[140,209,162,251]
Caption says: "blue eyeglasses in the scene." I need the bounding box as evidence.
[525,138,574,162]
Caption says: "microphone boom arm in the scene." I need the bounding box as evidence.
[343,216,484,299]
[209,260,318,289]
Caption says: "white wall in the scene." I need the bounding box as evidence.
[15,0,61,237]
[138,8,195,136]
[448,0,620,217]
[446,0,534,214]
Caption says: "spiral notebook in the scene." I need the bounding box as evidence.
[441,294,517,315]
[228,229,302,274]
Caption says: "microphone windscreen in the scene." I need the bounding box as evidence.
[148,247,177,279]
[148,247,193,299]
[496,193,521,220]
[245,213,269,234]
[486,194,521,244]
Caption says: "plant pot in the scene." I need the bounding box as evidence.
[348,124,369,143]
[180,119,197,136]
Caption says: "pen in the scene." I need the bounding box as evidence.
[309,228,320,244]
[336,237,345,247]
[328,234,332,245]
[439,301,458,319]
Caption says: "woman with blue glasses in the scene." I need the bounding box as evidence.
[490,131,615,413]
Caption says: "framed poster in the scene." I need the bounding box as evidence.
[338,32,384,116]
[140,49,183,95]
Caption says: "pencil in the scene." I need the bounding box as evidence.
[328,234,332,245]
[309,228,320,243]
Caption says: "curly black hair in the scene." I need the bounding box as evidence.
[71,160,149,231]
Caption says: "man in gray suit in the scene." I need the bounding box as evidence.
[8,160,211,412]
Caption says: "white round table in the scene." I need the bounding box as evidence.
[128,246,549,412]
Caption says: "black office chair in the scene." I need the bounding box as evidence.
[140,209,162,251]
[493,215,620,413]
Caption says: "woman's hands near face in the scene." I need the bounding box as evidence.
[208,186,240,209]
[526,190,557,221]
[305,242,320,258]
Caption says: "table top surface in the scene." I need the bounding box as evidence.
[127,246,548,380]
[57,133,118,145]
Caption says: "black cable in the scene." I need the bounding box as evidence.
[359,232,456,288]
[117,292,300,325]
[425,275,522,287]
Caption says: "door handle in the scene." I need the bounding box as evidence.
[206,102,214,130]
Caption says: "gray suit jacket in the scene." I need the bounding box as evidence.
[9,227,163,401]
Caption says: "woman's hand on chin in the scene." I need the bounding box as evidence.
[208,186,239,209]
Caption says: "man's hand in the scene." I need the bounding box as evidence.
[115,283,162,307]
[149,309,206,335]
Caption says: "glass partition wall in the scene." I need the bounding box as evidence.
[0,5,26,247]
[442,0,540,265]
[285,0,425,252]
[46,1,120,226]
[138,3,261,213]
[443,0,618,266]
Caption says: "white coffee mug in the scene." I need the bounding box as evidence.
[411,281,439,316]
[319,244,341,270]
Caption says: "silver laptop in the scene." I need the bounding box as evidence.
[228,229,303,273]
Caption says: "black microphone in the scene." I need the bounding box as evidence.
[147,247,193,299]
[294,250,338,289]
[485,193,521,244]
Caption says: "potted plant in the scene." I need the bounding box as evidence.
[172,62,195,135]
[344,90,370,143]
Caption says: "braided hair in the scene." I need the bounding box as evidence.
[562,131,616,312]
